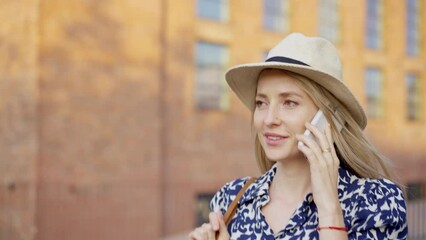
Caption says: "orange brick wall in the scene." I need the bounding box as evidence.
[0,1,39,239]
[0,0,425,239]
[36,0,162,239]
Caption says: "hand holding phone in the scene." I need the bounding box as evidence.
[298,110,328,148]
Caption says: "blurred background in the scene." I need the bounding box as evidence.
[0,0,425,239]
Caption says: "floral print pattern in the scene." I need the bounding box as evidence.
[210,164,407,239]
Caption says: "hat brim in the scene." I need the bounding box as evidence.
[225,62,367,129]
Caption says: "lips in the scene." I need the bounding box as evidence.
[263,132,288,146]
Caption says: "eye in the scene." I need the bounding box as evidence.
[255,100,267,109]
[284,100,298,108]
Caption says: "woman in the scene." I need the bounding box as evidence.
[188,33,407,240]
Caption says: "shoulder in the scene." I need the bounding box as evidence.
[361,178,405,203]
[355,178,406,223]
[339,170,407,238]
[339,168,406,214]
[210,165,276,214]
[209,177,252,214]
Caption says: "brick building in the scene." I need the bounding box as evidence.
[0,0,425,240]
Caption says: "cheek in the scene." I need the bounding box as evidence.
[283,115,307,134]
[252,111,264,131]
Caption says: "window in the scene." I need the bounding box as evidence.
[406,0,421,56]
[406,73,421,120]
[318,0,340,42]
[365,67,383,118]
[263,0,290,32]
[197,0,229,22]
[195,41,229,110]
[407,182,424,201]
[195,193,215,226]
[365,0,384,49]
[406,182,426,239]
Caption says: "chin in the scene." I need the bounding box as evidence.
[264,148,301,162]
[264,151,289,162]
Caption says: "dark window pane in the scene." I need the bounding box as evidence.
[195,193,215,226]
[407,182,424,201]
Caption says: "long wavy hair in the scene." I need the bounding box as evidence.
[252,69,397,182]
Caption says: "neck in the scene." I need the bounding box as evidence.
[269,158,311,203]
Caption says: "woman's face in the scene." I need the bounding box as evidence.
[253,70,319,162]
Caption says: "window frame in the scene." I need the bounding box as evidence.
[195,192,216,226]
[406,0,421,56]
[365,67,384,119]
[405,72,422,121]
[318,0,341,43]
[365,0,384,50]
[194,41,229,110]
[262,0,290,33]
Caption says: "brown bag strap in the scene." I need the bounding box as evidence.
[223,177,257,226]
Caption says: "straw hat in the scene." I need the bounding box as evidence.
[225,33,367,129]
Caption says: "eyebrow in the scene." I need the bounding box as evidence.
[256,91,304,99]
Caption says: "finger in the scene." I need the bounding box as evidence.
[325,124,339,164]
[324,124,339,182]
[188,228,204,240]
[305,123,335,170]
[326,124,340,167]
[325,125,339,183]
[206,226,215,240]
[305,122,330,153]
[217,211,226,228]
[312,124,335,165]
[296,133,324,166]
[201,223,215,240]
[217,212,230,239]
[296,136,320,166]
[209,212,219,231]
[297,132,335,187]
[188,231,197,240]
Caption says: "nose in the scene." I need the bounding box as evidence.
[264,104,282,126]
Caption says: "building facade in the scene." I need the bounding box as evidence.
[0,0,425,239]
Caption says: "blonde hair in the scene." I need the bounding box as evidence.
[253,69,397,182]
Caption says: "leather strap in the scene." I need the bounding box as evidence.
[223,177,257,225]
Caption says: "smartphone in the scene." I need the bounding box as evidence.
[298,110,328,148]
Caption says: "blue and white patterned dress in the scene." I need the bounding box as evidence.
[210,164,407,239]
